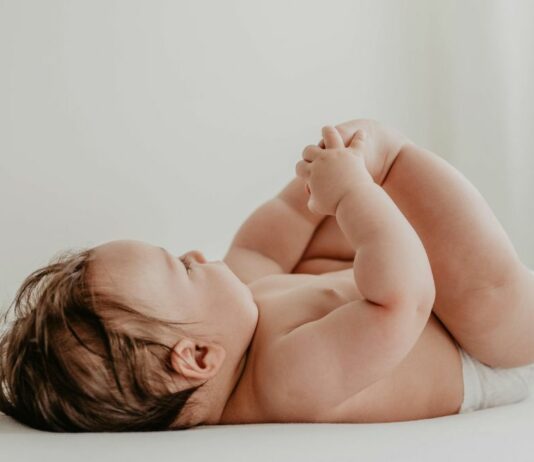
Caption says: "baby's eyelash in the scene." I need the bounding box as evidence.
[180,257,191,272]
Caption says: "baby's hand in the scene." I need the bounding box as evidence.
[295,126,373,216]
[318,119,409,186]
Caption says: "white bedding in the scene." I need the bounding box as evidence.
[1,389,533,462]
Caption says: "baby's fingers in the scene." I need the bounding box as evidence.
[302,144,322,162]
[322,126,344,149]
[295,160,311,180]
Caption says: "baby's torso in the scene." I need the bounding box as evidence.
[222,267,464,424]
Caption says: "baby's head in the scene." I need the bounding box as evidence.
[0,239,258,431]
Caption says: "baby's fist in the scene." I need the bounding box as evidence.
[296,126,373,216]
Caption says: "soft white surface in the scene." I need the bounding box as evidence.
[1,393,533,462]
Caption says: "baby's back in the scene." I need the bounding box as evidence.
[221,268,464,424]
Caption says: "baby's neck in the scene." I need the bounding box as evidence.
[216,345,253,425]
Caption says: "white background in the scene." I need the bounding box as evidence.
[1,0,533,310]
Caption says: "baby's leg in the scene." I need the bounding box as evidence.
[382,142,534,368]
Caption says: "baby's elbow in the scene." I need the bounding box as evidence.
[393,279,435,318]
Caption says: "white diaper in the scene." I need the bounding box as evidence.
[458,345,534,414]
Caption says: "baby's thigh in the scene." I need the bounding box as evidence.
[381,143,534,367]
[442,267,534,369]
[382,142,522,305]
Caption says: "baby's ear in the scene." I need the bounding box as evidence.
[170,338,226,382]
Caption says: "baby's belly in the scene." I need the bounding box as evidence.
[320,313,464,422]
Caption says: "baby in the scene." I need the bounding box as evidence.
[1,119,533,432]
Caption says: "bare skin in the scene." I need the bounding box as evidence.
[90,120,534,427]
[221,267,464,423]
[222,122,534,424]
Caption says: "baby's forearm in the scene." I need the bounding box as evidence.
[336,185,435,310]
[228,192,324,273]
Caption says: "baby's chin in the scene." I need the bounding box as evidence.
[224,262,252,288]
[221,262,259,318]
[241,285,259,335]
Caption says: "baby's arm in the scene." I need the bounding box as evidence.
[297,119,410,268]
[224,175,326,283]
[258,177,436,417]
[303,118,524,295]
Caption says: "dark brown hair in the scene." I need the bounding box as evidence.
[0,248,205,432]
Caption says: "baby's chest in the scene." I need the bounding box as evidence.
[251,271,360,340]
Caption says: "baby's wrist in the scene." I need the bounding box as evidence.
[335,182,380,220]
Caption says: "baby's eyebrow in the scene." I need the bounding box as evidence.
[158,246,185,273]
[158,246,173,269]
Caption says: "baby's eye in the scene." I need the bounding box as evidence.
[180,257,191,272]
